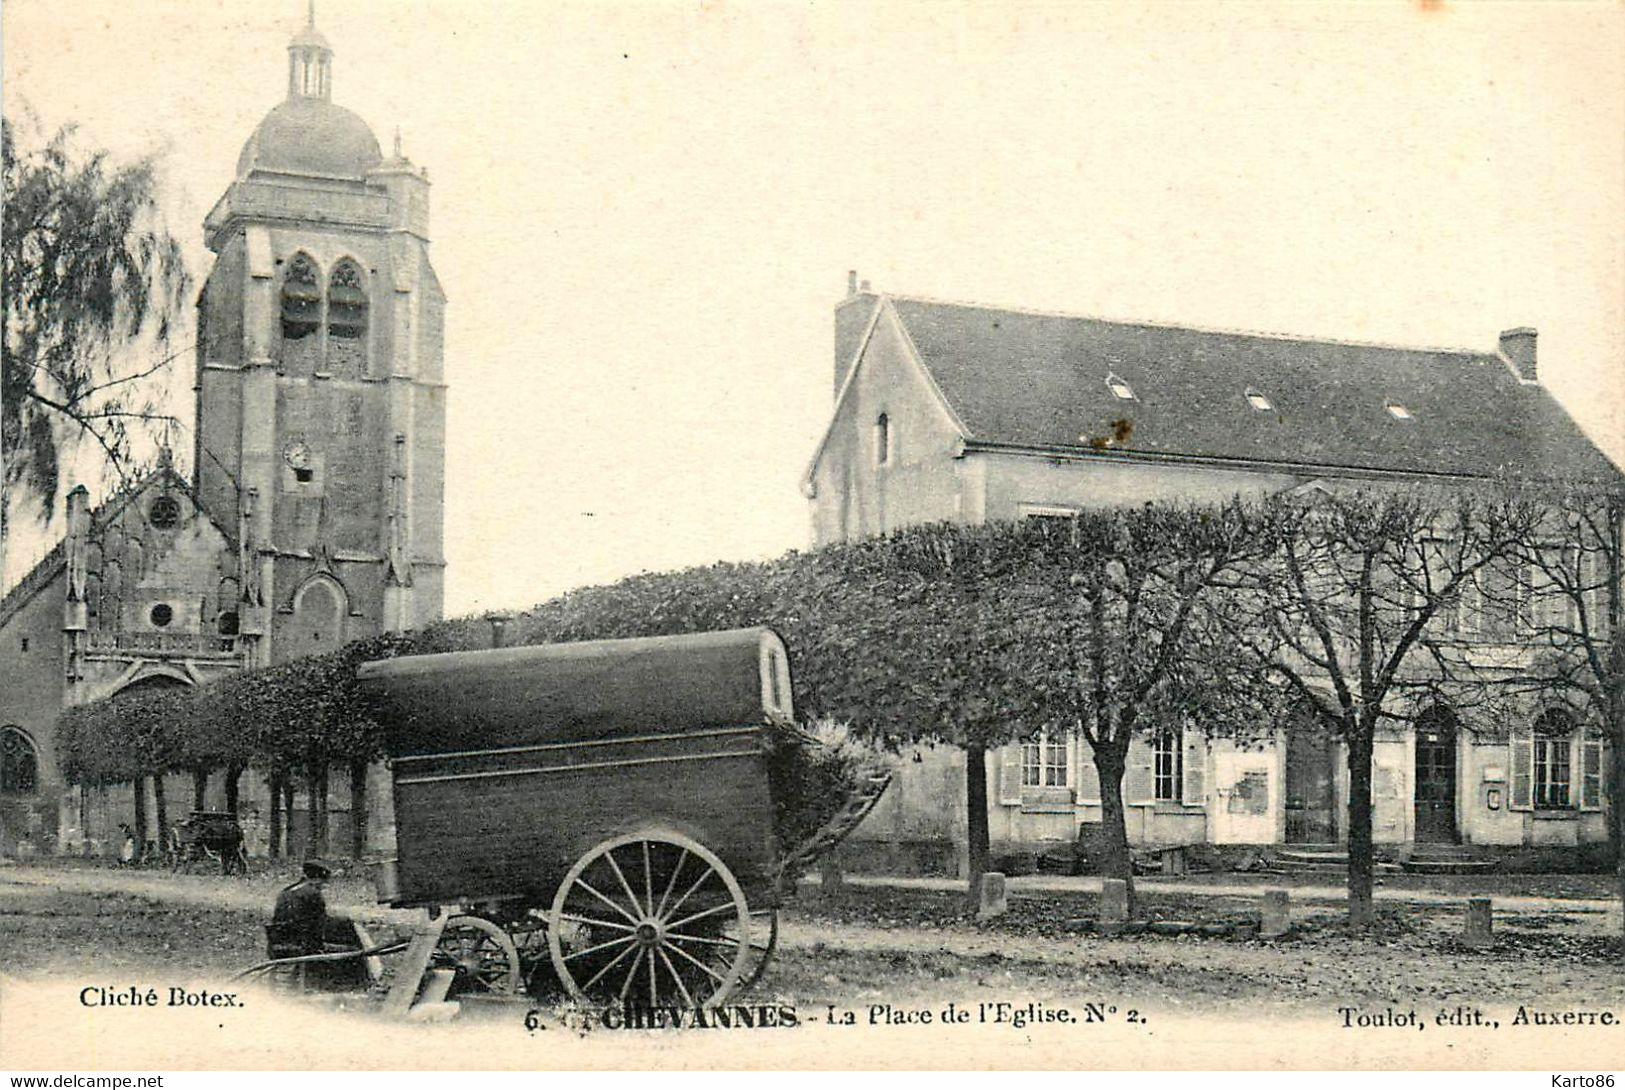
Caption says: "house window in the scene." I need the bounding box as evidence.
[1021,732,1069,788]
[1153,726,1183,802]
[1,727,39,795]
[1245,390,1273,412]
[1385,402,1414,421]
[875,413,890,466]
[1106,374,1136,401]
[1532,709,1574,809]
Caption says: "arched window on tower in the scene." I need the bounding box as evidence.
[326,260,368,377]
[1,727,39,795]
[280,254,321,374]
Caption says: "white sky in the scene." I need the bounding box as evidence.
[4,0,1622,617]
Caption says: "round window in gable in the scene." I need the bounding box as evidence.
[149,496,181,529]
[149,603,174,628]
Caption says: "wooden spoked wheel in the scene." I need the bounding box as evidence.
[548,831,752,1008]
[724,906,778,995]
[432,915,521,997]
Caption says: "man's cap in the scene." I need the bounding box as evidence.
[302,859,332,879]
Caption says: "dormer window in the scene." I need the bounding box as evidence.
[1386,403,1414,421]
[1106,374,1136,401]
[1246,390,1274,412]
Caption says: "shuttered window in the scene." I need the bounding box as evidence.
[1153,727,1182,802]
[1021,732,1069,788]
[1533,708,1576,809]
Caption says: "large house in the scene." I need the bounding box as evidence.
[0,12,447,857]
[804,277,1617,870]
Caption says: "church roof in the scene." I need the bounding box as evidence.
[0,467,234,629]
[236,97,382,180]
[810,295,1620,484]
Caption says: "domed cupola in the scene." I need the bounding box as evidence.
[234,3,382,180]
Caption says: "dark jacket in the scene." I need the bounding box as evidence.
[267,878,327,958]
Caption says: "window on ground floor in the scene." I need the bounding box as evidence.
[1021,732,1069,788]
[1153,726,1183,802]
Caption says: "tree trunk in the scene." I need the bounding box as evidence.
[964,744,990,910]
[317,763,331,857]
[349,759,368,860]
[305,766,325,858]
[152,774,170,858]
[267,772,284,860]
[1093,744,1136,916]
[224,765,242,816]
[1346,726,1376,929]
[282,778,296,857]
[192,768,208,811]
[132,776,150,854]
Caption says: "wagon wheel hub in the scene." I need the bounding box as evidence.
[634,920,663,947]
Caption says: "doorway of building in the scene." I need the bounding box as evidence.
[1413,706,1459,843]
[1284,704,1337,843]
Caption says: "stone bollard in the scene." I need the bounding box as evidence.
[1101,878,1130,923]
[1462,897,1494,949]
[1260,888,1291,938]
[819,853,845,900]
[977,872,1008,919]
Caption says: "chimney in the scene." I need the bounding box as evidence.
[846,269,858,297]
[1499,327,1537,382]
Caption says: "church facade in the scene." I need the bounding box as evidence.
[0,13,446,857]
[804,278,1618,870]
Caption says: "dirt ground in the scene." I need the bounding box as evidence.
[2,861,1622,1069]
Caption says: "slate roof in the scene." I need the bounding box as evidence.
[882,297,1619,481]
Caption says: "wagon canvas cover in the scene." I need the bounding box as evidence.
[356,627,794,756]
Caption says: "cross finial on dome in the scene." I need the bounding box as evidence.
[307,0,316,29]
[393,127,403,158]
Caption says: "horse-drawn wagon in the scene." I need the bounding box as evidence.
[335,627,886,1009]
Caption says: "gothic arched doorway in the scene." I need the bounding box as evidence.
[1413,705,1460,844]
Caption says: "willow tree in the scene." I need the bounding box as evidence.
[2,116,190,545]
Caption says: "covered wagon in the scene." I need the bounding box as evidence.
[352,627,888,1008]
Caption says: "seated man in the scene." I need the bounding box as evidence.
[268,861,364,989]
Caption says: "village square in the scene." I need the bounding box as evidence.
[1,0,1622,1071]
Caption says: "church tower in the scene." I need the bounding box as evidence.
[193,7,446,664]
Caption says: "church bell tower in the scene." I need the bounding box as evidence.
[193,6,447,664]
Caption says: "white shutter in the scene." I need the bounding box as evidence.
[1124,736,1155,804]
[1509,733,1534,811]
[1183,730,1207,805]
[1580,733,1603,811]
[998,745,1025,805]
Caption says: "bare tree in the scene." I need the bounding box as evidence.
[1494,478,1624,942]
[1017,501,1269,913]
[1221,486,1542,927]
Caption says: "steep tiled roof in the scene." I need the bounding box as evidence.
[887,297,1619,480]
